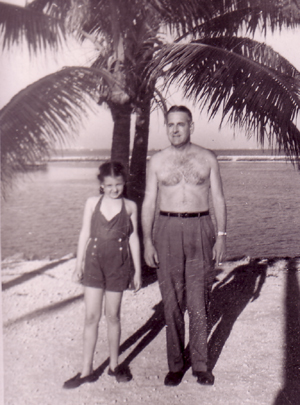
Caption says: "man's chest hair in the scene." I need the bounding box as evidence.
[158,153,209,186]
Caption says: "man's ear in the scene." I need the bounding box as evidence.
[190,121,194,134]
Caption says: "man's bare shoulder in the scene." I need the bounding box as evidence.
[148,148,170,168]
[191,144,218,163]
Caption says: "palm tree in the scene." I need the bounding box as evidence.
[148,1,300,167]
[0,0,160,201]
[1,0,300,201]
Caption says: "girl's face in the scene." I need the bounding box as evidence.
[101,175,125,199]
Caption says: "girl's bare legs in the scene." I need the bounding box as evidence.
[81,286,104,377]
[105,291,123,371]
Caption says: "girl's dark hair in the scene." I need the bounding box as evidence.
[97,161,127,184]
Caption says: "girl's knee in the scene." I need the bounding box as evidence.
[85,312,101,326]
[105,291,122,325]
[106,312,120,325]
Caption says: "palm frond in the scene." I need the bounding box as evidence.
[197,37,300,76]
[175,0,300,44]
[85,0,214,39]
[148,41,300,160]
[183,8,261,39]
[28,0,73,18]
[30,0,91,33]
[0,65,119,190]
[0,1,66,53]
[212,0,300,34]
[244,0,300,33]
[147,0,215,34]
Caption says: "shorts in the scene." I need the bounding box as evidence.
[82,237,132,292]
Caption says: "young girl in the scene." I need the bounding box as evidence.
[64,161,142,389]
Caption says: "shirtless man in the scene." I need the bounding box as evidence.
[142,105,226,387]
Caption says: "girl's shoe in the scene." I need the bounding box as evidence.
[63,372,98,389]
[108,365,132,382]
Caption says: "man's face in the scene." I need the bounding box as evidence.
[166,111,194,148]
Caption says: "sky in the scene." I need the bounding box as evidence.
[2,1,300,151]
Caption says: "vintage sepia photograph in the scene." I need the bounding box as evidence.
[1,1,300,404]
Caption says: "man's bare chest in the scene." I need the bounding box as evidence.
[158,155,209,186]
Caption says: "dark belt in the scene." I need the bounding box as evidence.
[160,210,209,218]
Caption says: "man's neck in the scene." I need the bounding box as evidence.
[170,141,192,153]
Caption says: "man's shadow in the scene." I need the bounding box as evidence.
[183,258,269,372]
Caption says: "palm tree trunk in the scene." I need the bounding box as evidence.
[109,101,133,171]
[128,98,151,207]
[128,98,152,274]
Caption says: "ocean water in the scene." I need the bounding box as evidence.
[1,160,300,261]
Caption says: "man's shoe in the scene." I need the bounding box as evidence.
[108,365,132,383]
[192,370,215,386]
[164,370,184,386]
[63,372,98,389]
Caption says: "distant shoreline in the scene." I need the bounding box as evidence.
[49,155,291,163]
[48,148,290,163]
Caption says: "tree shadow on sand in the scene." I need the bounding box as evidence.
[274,257,300,405]
[1,256,74,291]
[4,294,83,328]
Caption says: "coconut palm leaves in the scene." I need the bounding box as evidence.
[148,34,300,163]
[0,1,66,53]
[0,65,123,190]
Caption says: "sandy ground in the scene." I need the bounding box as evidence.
[2,254,300,405]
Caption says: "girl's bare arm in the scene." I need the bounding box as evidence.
[128,201,142,292]
[73,197,95,282]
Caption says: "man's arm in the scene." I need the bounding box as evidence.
[141,156,159,267]
[209,154,227,265]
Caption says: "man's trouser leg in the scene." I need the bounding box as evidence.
[154,216,186,372]
[183,215,215,372]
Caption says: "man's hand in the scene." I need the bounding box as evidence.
[144,240,159,268]
[213,236,226,266]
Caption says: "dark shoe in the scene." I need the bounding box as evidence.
[164,370,184,386]
[192,370,215,386]
[63,372,98,389]
[108,365,132,383]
